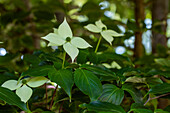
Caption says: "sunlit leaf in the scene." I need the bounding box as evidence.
[63,42,79,62]
[16,85,33,103]
[95,20,107,29]
[27,77,48,88]
[101,31,114,45]
[58,18,73,39]
[155,58,170,67]
[85,24,101,33]
[1,80,22,91]
[71,37,92,49]
[42,33,65,46]
[106,30,124,37]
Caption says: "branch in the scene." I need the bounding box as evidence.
[49,85,58,110]
[144,93,170,106]
[45,83,48,108]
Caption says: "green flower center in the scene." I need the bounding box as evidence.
[66,37,71,42]
[22,79,27,84]
[102,27,106,31]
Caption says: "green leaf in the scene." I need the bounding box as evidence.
[155,109,170,113]
[80,101,126,113]
[42,111,55,113]
[0,54,17,64]
[145,77,163,87]
[147,69,170,78]
[130,108,153,113]
[23,54,41,66]
[149,83,170,95]
[99,84,124,105]
[125,76,145,83]
[0,87,28,111]
[22,65,55,77]
[130,103,153,113]
[81,64,118,79]
[74,69,102,101]
[89,52,99,64]
[155,58,170,67]
[122,84,143,104]
[34,10,54,20]
[164,105,170,112]
[97,52,132,66]
[77,49,89,64]
[48,69,74,100]
[0,73,17,86]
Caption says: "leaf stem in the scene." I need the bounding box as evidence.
[45,83,48,108]
[59,101,64,113]
[49,85,58,110]
[94,36,102,53]
[17,76,24,84]
[144,93,170,106]
[26,102,32,113]
[62,51,66,69]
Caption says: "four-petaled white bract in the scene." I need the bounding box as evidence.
[1,76,48,103]
[85,20,124,45]
[42,18,92,62]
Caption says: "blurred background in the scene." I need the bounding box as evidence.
[0,0,169,66]
[0,0,170,110]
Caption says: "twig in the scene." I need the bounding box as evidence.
[144,94,150,106]
[151,93,170,100]
[59,101,64,113]
[45,83,48,108]
[49,85,58,110]
[144,93,170,106]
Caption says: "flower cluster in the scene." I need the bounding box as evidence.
[2,77,48,103]
[42,18,92,62]
[85,20,123,45]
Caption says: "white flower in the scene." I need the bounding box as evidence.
[85,20,124,45]
[1,77,48,103]
[42,18,92,62]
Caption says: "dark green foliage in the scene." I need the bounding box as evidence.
[0,0,169,112]
[0,87,28,112]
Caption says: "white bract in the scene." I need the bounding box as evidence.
[42,18,92,62]
[85,20,124,45]
[1,76,48,103]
